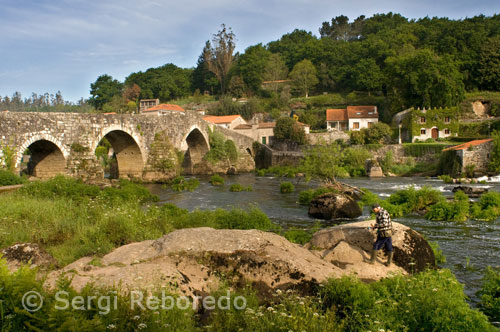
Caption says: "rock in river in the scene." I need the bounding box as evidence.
[308,192,362,220]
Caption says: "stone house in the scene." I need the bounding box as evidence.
[442,138,493,174]
[326,106,378,131]
[203,115,247,130]
[233,121,310,145]
[141,103,185,115]
[393,107,459,142]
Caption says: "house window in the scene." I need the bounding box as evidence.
[444,117,450,123]
[420,117,426,123]
[368,122,374,128]
[420,129,426,135]
[353,122,360,129]
[262,136,267,145]
[444,129,450,135]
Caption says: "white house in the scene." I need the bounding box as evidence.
[203,115,247,130]
[326,106,379,131]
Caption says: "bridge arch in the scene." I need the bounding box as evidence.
[16,134,69,179]
[181,126,210,173]
[94,126,145,179]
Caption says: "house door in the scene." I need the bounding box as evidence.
[431,128,439,139]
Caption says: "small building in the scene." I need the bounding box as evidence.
[203,115,247,130]
[139,99,159,112]
[393,107,459,142]
[142,104,185,115]
[233,121,310,145]
[326,106,378,131]
[442,138,493,174]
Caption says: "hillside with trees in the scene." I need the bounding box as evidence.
[3,13,500,119]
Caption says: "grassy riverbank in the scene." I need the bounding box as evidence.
[0,176,499,330]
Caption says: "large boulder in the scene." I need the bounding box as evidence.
[46,227,409,299]
[306,220,435,273]
[46,228,344,298]
[308,192,362,220]
[2,243,57,271]
[451,186,488,198]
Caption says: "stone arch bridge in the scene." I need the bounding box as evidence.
[0,112,255,181]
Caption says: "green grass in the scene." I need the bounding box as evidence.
[229,183,252,192]
[210,174,225,186]
[280,181,295,193]
[0,177,269,266]
[0,169,26,186]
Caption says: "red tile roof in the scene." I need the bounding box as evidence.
[326,109,348,121]
[203,114,242,124]
[442,138,493,151]
[143,104,185,112]
[347,106,378,119]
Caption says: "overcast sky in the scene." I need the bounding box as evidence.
[1,0,499,102]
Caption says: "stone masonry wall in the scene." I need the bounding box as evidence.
[0,111,255,181]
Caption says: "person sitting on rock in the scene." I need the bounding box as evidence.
[369,203,394,266]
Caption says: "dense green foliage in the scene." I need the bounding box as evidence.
[210,174,225,186]
[204,129,239,164]
[279,181,295,193]
[273,116,307,144]
[320,270,496,332]
[169,176,200,192]
[478,266,500,321]
[0,170,25,186]
[362,185,500,222]
[349,122,393,144]
[489,130,500,173]
[229,183,253,192]
[426,191,470,222]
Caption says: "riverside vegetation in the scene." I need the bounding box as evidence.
[0,176,499,330]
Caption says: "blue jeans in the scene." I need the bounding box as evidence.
[373,235,393,252]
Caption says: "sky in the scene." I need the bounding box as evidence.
[1,0,499,103]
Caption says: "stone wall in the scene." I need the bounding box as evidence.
[0,111,255,182]
[308,131,349,145]
[459,141,493,174]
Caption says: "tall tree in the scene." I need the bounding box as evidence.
[204,24,236,95]
[289,59,318,98]
[192,42,220,95]
[385,48,465,110]
[89,75,123,110]
[263,53,289,93]
[478,36,500,91]
[237,44,271,94]
[319,15,365,41]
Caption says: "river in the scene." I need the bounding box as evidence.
[144,174,500,304]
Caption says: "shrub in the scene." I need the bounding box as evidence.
[320,270,496,332]
[280,181,295,193]
[478,267,500,321]
[425,191,469,222]
[210,174,225,186]
[0,169,24,186]
[470,191,500,221]
[388,186,444,214]
[438,174,454,183]
[170,176,199,192]
[204,128,239,164]
[274,116,307,144]
[229,183,252,192]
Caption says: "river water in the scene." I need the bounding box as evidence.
[145,174,500,304]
